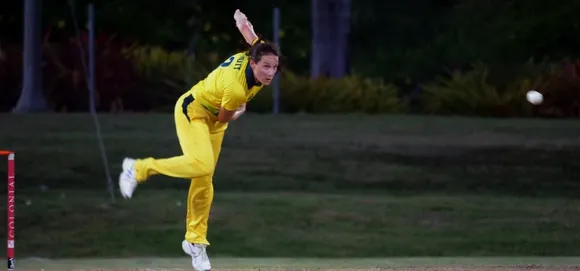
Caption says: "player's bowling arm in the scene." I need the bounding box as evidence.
[234,9,259,45]
[239,24,258,45]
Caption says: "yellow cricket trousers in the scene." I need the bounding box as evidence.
[134,91,227,245]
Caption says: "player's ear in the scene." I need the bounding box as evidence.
[249,58,258,68]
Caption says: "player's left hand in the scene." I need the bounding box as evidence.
[231,103,246,121]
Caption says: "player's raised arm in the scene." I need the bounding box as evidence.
[234,9,260,45]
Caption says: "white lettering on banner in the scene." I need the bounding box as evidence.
[8,181,15,212]
[8,198,15,213]
[8,220,15,239]
[7,176,15,246]
[7,181,15,240]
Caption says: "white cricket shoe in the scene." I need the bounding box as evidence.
[182,240,211,271]
[119,158,138,199]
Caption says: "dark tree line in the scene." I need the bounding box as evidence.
[3,0,580,112]
[6,0,352,112]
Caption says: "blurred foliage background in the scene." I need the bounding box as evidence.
[2,0,580,117]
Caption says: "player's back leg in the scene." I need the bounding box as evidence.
[118,93,215,199]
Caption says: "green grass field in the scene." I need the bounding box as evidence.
[1,113,580,195]
[5,189,580,258]
[1,113,580,260]
[15,257,580,270]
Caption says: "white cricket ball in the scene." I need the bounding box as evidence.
[526,90,543,105]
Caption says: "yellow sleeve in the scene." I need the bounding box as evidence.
[222,80,246,111]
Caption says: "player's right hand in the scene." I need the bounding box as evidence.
[234,9,247,24]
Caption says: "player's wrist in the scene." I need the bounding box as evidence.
[250,36,260,45]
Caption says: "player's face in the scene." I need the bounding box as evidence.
[251,54,279,85]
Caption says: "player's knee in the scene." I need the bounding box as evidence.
[197,159,215,176]
[186,155,214,177]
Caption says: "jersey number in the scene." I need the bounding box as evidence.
[219,56,235,67]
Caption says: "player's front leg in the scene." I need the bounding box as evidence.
[182,176,214,271]
[118,157,138,199]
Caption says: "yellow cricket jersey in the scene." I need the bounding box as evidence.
[186,48,264,116]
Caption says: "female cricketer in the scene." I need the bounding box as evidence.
[118,9,280,271]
